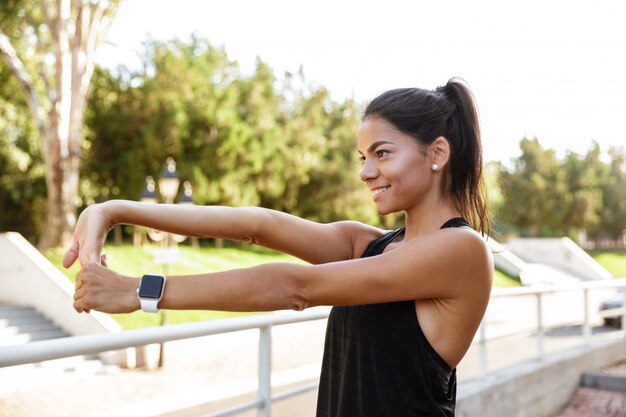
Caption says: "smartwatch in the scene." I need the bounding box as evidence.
[137,274,167,313]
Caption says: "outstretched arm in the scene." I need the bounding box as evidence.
[62,200,384,269]
[73,227,492,314]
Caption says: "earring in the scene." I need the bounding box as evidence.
[431,163,438,171]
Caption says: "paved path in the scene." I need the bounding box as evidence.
[554,361,626,417]
[0,289,623,417]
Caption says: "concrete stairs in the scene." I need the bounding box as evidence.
[0,305,69,345]
[0,304,107,375]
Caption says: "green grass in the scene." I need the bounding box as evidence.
[46,243,521,329]
[493,268,521,287]
[588,249,626,278]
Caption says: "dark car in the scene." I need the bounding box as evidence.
[599,289,624,327]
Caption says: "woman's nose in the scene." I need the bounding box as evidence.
[359,159,379,183]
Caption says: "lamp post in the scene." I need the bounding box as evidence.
[138,157,194,368]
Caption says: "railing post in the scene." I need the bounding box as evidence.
[258,324,272,417]
[582,288,591,344]
[622,289,626,337]
[478,319,487,376]
[536,293,544,358]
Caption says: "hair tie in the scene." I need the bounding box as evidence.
[428,94,444,118]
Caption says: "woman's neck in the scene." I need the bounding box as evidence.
[402,197,461,241]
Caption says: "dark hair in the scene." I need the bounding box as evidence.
[363,78,488,236]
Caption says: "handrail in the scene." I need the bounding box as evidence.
[490,277,626,297]
[1,280,625,417]
[477,278,626,369]
[0,308,330,367]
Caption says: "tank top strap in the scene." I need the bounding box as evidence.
[361,227,405,258]
[440,217,470,229]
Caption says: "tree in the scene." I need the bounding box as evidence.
[0,60,47,240]
[596,147,626,240]
[0,0,119,250]
[82,37,383,232]
[560,143,603,237]
[499,138,568,236]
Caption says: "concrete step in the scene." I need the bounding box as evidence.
[0,329,69,346]
[0,320,66,334]
[581,371,626,391]
[0,304,111,379]
[0,304,70,346]
[0,305,47,319]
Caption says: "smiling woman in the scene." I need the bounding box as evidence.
[63,78,492,417]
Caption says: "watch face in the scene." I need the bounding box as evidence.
[139,275,165,299]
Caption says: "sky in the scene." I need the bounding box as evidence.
[95,0,626,164]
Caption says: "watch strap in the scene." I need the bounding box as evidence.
[140,298,161,313]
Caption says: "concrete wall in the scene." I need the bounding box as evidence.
[0,232,131,366]
[508,237,613,281]
[489,238,526,278]
[457,337,626,417]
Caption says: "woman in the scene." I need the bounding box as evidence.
[64,78,493,416]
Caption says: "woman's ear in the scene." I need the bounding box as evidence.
[429,136,451,171]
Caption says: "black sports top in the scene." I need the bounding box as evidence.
[316,217,470,417]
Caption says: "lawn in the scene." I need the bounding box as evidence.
[46,242,521,329]
[493,268,521,287]
[588,249,626,278]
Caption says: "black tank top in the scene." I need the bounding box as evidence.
[316,217,470,417]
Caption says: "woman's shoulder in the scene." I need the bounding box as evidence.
[331,221,390,260]
[430,226,494,285]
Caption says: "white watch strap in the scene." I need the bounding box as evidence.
[140,298,160,313]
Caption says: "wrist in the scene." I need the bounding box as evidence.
[126,277,141,312]
[99,200,121,229]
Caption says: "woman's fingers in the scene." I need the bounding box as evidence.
[62,240,80,269]
[72,262,138,314]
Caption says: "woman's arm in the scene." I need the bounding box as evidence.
[73,227,492,314]
[63,200,384,269]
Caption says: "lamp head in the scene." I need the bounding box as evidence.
[140,176,158,204]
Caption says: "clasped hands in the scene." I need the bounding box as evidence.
[62,204,139,314]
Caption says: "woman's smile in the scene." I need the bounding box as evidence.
[371,186,390,200]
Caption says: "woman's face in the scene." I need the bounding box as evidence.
[357,117,436,215]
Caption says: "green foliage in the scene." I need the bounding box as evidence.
[495,137,626,240]
[0,63,46,241]
[82,36,383,228]
[597,148,626,240]
[0,1,47,240]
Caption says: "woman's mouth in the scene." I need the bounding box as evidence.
[371,186,390,200]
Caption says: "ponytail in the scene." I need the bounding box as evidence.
[438,79,488,236]
[364,78,489,236]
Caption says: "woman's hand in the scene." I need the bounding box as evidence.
[73,261,140,314]
[62,203,113,269]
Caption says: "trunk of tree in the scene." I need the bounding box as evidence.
[0,0,114,251]
[38,0,75,251]
[38,112,80,251]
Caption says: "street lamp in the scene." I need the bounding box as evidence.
[158,157,180,204]
[140,158,193,245]
[140,176,158,204]
[137,157,194,368]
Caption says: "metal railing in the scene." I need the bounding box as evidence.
[1,279,625,417]
[477,278,626,375]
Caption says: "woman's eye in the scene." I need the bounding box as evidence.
[359,156,366,165]
[376,150,389,158]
